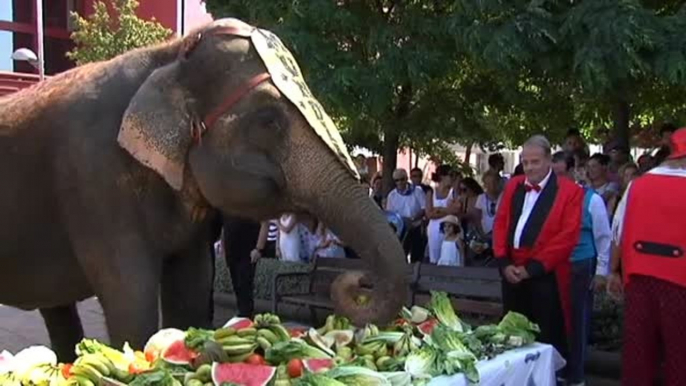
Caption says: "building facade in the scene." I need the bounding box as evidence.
[0,0,212,95]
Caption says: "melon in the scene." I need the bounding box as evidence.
[211,362,276,386]
[303,358,335,373]
[417,319,439,335]
[143,328,186,361]
[0,350,14,375]
[323,330,354,349]
[161,340,198,365]
[222,317,254,330]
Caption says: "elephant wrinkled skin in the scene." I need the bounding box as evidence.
[0,19,407,360]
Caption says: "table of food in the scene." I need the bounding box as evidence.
[0,291,564,385]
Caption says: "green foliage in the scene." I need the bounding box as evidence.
[67,0,172,65]
[451,0,686,144]
[205,1,506,154]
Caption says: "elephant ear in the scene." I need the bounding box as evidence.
[118,63,194,191]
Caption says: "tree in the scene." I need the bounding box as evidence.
[67,0,172,65]
[205,1,509,192]
[450,0,686,148]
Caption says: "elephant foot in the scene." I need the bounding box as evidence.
[40,304,84,362]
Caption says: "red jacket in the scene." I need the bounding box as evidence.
[493,172,583,332]
[620,173,686,288]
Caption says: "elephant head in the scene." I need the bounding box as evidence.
[117,19,408,326]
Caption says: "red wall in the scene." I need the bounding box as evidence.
[83,0,178,32]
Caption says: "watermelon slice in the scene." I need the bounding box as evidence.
[303,358,334,373]
[161,340,198,365]
[417,318,439,335]
[222,317,254,330]
[143,328,186,362]
[0,350,14,375]
[211,362,276,386]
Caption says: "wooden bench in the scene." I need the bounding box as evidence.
[411,263,503,324]
[272,257,415,325]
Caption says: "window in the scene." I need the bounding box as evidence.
[0,1,34,24]
[0,30,37,74]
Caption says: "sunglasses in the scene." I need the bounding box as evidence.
[394,177,408,182]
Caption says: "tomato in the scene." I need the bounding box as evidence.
[61,363,73,379]
[144,350,156,363]
[289,329,305,338]
[287,358,304,378]
[244,353,267,366]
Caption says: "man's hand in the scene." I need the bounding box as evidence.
[250,248,262,263]
[515,266,530,280]
[606,272,623,301]
[592,275,607,292]
[503,265,521,284]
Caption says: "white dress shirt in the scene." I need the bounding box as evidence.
[513,169,552,248]
[587,193,612,275]
[386,186,426,219]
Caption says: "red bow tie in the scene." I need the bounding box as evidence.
[525,183,541,193]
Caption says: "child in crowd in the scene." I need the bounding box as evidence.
[437,215,465,267]
[313,223,346,258]
[277,213,300,262]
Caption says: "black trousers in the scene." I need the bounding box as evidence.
[222,217,260,318]
[501,272,569,363]
[403,226,426,263]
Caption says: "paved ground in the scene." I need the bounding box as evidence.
[0,296,305,354]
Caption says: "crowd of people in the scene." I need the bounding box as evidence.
[213,123,684,386]
[491,124,685,386]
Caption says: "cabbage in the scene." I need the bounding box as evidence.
[381,371,412,386]
[404,346,440,378]
[325,366,391,385]
[497,312,540,345]
[428,291,463,332]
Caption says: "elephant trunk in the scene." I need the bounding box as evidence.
[288,152,408,327]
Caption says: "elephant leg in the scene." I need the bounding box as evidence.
[98,279,160,350]
[40,304,84,362]
[160,246,214,330]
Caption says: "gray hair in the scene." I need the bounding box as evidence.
[392,168,408,180]
[523,135,552,156]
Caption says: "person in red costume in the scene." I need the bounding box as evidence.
[493,135,583,376]
[609,127,686,386]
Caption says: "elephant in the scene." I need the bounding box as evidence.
[0,18,407,361]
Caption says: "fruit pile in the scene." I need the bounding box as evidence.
[0,291,541,386]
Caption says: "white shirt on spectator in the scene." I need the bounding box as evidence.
[386,186,426,219]
[612,166,686,244]
[513,169,552,248]
[587,193,612,276]
[474,193,502,235]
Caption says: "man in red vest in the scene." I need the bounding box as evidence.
[493,135,583,378]
[609,127,686,385]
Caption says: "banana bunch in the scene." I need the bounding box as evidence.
[317,315,352,335]
[272,364,291,386]
[213,327,258,362]
[392,330,419,357]
[183,363,213,386]
[13,363,63,386]
[63,353,130,386]
[375,355,405,372]
[354,340,387,358]
[253,313,281,327]
[354,323,380,345]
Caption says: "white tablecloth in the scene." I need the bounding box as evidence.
[428,343,566,386]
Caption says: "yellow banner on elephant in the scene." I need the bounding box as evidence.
[251,28,360,180]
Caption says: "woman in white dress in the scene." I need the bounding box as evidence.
[277,213,300,262]
[437,215,465,266]
[425,165,459,264]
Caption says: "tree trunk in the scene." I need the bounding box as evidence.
[613,98,630,151]
[464,142,473,165]
[382,129,399,196]
[381,82,413,196]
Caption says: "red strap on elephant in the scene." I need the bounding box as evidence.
[202,72,272,131]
